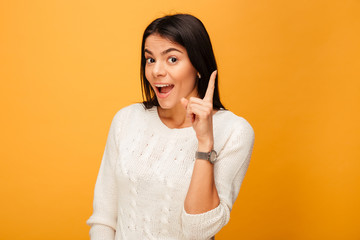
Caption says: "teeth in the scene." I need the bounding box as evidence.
[155,84,172,87]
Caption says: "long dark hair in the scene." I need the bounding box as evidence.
[140,14,225,110]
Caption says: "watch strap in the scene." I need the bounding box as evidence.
[195,150,217,164]
[195,151,210,160]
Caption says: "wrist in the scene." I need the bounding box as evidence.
[197,141,213,152]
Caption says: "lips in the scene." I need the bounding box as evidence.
[154,84,174,98]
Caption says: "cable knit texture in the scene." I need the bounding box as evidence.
[87,103,255,240]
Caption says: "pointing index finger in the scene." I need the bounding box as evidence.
[203,70,217,102]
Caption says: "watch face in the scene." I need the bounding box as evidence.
[210,150,217,163]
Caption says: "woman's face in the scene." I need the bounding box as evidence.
[144,34,198,110]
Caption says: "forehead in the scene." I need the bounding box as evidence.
[144,34,186,52]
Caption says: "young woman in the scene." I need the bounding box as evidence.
[87,14,255,240]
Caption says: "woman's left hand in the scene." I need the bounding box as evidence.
[181,70,217,152]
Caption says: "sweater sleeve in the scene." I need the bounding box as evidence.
[86,111,122,240]
[181,117,255,239]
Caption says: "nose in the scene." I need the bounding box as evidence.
[152,61,166,77]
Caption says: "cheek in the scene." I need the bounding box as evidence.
[145,67,154,85]
[174,64,195,81]
[181,68,197,87]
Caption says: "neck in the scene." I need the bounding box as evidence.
[157,103,191,129]
[157,88,199,129]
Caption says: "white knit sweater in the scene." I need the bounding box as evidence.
[87,103,255,240]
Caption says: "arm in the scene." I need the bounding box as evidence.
[182,71,220,215]
[184,140,220,214]
[86,112,122,240]
[180,71,255,239]
[182,119,255,239]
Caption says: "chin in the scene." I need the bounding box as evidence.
[158,102,173,110]
[157,99,177,110]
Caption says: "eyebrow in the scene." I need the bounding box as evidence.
[144,48,183,55]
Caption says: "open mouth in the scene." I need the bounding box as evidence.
[155,84,174,97]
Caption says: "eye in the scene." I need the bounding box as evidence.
[168,57,177,64]
[146,58,155,64]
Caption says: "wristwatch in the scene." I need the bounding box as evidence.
[195,150,217,164]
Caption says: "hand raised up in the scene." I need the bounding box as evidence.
[181,70,217,152]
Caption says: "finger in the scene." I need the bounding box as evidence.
[188,97,212,106]
[188,97,213,109]
[188,104,212,119]
[203,70,217,102]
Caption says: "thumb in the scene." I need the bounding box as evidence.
[180,97,188,109]
[181,97,192,120]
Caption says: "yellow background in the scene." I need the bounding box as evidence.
[1,0,359,239]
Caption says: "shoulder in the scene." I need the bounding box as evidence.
[214,110,255,146]
[108,103,148,130]
[215,110,254,136]
[112,103,146,120]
